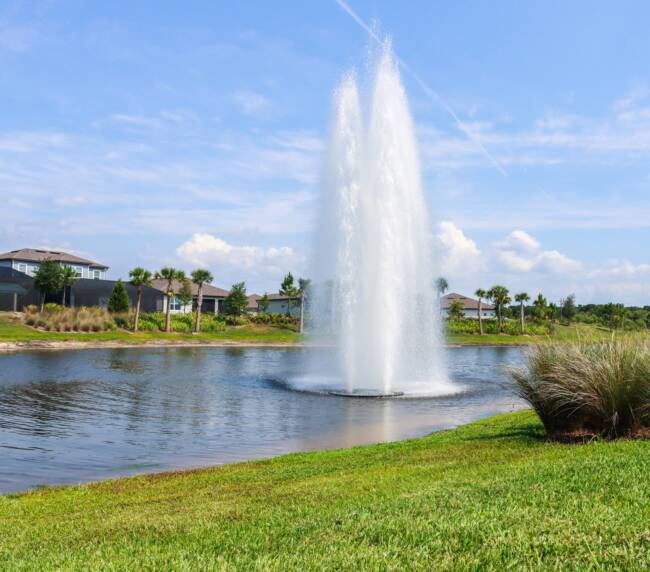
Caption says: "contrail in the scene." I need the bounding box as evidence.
[334,0,508,177]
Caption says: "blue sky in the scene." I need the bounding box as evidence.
[2,1,650,303]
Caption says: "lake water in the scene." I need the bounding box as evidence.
[0,346,525,493]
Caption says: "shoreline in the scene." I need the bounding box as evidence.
[0,338,529,353]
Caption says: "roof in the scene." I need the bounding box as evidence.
[266,293,301,301]
[150,278,229,298]
[441,292,495,311]
[0,248,108,269]
[247,294,260,309]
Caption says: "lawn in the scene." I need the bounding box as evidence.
[0,313,301,344]
[1,410,649,570]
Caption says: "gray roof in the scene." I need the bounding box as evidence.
[0,248,108,269]
[150,278,229,298]
[441,292,495,311]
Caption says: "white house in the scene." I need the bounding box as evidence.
[441,292,496,319]
[255,293,302,318]
[0,248,108,279]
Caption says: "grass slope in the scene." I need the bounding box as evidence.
[2,411,649,570]
[0,313,301,344]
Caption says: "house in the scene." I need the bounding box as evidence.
[257,293,302,318]
[0,248,109,279]
[247,294,261,314]
[0,267,39,311]
[150,279,229,315]
[441,292,495,319]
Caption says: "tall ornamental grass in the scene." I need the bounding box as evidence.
[510,339,650,439]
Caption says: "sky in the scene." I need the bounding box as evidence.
[1,0,650,304]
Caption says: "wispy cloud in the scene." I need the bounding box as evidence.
[230,90,272,117]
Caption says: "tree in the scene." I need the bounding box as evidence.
[33,259,63,312]
[129,267,153,332]
[488,285,511,333]
[60,265,78,306]
[532,293,550,321]
[435,277,449,297]
[224,282,248,317]
[280,272,299,317]
[258,293,270,313]
[474,288,487,336]
[107,279,130,313]
[560,294,577,323]
[155,267,186,333]
[177,278,193,311]
[447,299,465,320]
[191,269,214,333]
[298,278,311,334]
[514,292,530,334]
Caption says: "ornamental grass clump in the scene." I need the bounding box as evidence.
[510,339,650,439]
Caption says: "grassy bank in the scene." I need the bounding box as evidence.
[1,411,649,569]
[0,313,301,345]
[1,313,623,348]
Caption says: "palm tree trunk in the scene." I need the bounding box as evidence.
[40,293,45,313]
[520,302,525,334]
[194,285,203,333]
[498,305,503,333]
[165,287,172,333]
[134,287,142,332]
[477,298,483,335]
[299,291,305,334]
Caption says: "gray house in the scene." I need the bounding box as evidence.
[150,279,229,315]
[441,292,495,319]
[256,293,302,318]
[0,248,109,280]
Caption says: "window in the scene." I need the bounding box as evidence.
[92,269,101,280]
[170,296,181,311]
[73,266,83,278]
[17,263,27,273]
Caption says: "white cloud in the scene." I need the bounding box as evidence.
[436,221,482,275]
[493,230,581,274]
[230,90,271,116]
[176,234,301,284]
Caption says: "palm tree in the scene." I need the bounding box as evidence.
[155,267,186,333]
[435,277,449,297]
[191,269,213,333]
[60,265,78,307]
[298,278,311,334]
[514,292,530,334]
[474,288,487,335]
[129,267,153,332]
[487,285,511,333]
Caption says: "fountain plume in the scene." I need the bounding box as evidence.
[311,43,450,396]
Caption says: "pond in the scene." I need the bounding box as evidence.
[0,346,525,493]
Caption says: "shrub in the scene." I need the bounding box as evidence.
[108,280,130,313]
[22,306,116,333]
[509,339,650,439]
[445,319,550,336]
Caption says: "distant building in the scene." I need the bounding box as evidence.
[0,248,108,279]
[246,294,261,314]
[150,279,228,315]
[257,293,302,318]
[441,292,495,319]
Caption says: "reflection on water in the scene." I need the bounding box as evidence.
[0,346,524,493]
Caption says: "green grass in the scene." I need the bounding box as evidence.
[0,313,301,344]
[1,411,649,570]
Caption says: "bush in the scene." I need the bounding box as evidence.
[509,339,650,439]
[108,280,130,313]
[445,319,551,336]
[251,312,297,329]
[22,306,116,333]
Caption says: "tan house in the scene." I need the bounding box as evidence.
[441,292,495,319]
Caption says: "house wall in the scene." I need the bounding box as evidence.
[3,259,107,279]
[162,295,223,315]
[442,308,496,319]
[263,299,301,318]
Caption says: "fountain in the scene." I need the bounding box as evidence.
[308,42,452,397]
